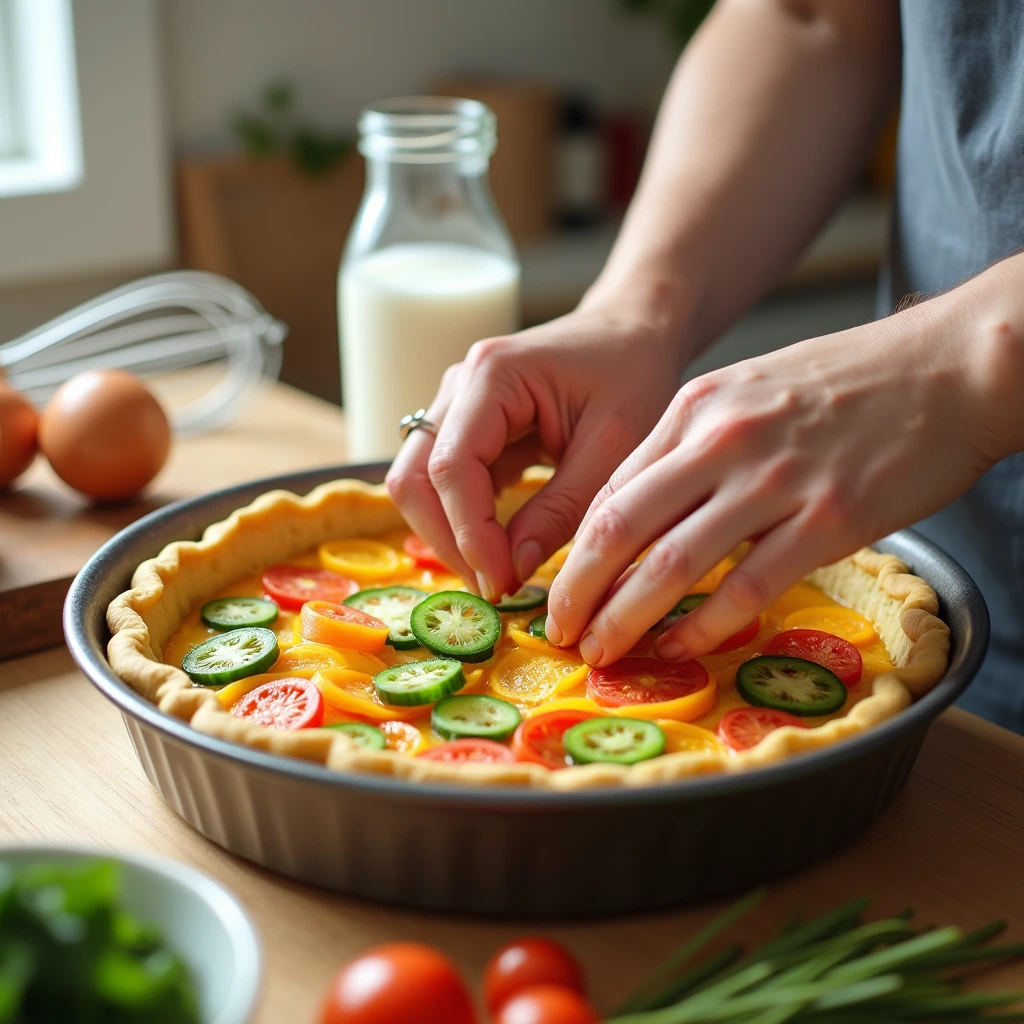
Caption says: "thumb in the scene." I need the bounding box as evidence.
[505,411,636,583]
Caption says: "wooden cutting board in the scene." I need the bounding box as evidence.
[0,378,349,661]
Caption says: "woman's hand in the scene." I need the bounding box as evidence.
[546,291,1004,667]
[385,300,686,602]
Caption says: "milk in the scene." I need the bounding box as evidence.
[340,243,520,461]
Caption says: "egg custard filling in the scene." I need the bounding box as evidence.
[107,471,951,788]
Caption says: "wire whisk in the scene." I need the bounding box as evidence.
[0,271,287,436]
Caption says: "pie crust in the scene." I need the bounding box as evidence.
[106,470,951,789]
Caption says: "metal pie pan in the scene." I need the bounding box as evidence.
[64,463,990,916]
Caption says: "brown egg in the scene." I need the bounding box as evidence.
[39,369,171,502]
[0,384,40,488]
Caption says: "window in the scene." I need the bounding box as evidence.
[0,0,172,286]
[0,0,83,198]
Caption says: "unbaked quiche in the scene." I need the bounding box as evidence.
[106,470,950,789]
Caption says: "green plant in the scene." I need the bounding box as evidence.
[618,0,717,47]
[230,80,353,176]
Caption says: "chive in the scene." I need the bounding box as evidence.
[643,944,743,1011]
[825,927,963,984]
[810,973,905,1010]
[611,889,766,1015]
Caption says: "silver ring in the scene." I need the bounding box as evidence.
[399,408,439,440]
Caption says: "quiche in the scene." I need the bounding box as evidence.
[106,470,950,789]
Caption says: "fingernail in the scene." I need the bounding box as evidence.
[658,640,687,661]
[580,633,604,665]
[514,539,544,582]
[475,572,494,603]
[545,614,563,645]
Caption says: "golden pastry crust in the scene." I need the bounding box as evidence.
[106,470,951,789]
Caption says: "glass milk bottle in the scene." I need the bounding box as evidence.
[339,97,520,461]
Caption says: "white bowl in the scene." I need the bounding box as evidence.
[0,845,261,1024]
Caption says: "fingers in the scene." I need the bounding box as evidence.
[428,341,537,601]
[655,510,841,659]
[545,448,719,647]
[504,407,638,584]
[576,486,795,666]
[385,365,475,583]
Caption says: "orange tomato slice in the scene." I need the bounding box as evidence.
[313,668,430,721]
[318,539,414,584]
[596,672,719,723]
[215,670,314,709]
[488,649,589,707]
[381,719,428,754]
[299,601,389,652]
[506,627,557,654]
[782,606,877,646]
[274,642,349,673]
[656,719,725,755]
[524,697,606,718]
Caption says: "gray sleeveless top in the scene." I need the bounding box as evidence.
[878,1,1024,731]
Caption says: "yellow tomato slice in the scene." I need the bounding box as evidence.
[507,627,557,654]
[299,600,389,652]
[656,719,725,755]
[611,674,719,723]
[537,542,572,576]
[381,720,427,754]
[318,539,414,584]
[782,606,877,646]
[274,642,349,673]
[488,649,589,707]
[314,668,429,721]
[524,697,606,718]
[215,670,314,709]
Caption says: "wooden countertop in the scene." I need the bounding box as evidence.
[1,381,1023,1022]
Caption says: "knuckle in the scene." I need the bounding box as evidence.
[592,411,636,460]
[677,610,713,650]
[384,465,412,504]
[812,482,854,527]
[594,605,630,643]
[533,491,584,545]
[720,567,770,614]
[465,336,507,371]
[643,540,690,588]
[427,442,460,487]
[756,456,800,493]
[586,502,632,554]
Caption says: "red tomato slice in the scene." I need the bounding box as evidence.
[485,938,586,1015]
[419,739,516,764]
[403,534,450,572]
[511,710,595,770]
[711,617,760,654]
[717,707,806,752]
[586,657,709,707]
[261,565,359,610]
[231,677,324,730]
[764,628,863,686]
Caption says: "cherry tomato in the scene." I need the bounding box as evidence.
[511,711,596,770]
[403,534,450,571]
[262,565,359,610]
[717,707,807,752]
[587,658,709,707]
[493,985,598,1024]
[764,628,863,686]
[485,939,586,1014]
[318,942,476,1024]
[710,617,761,653]
[418,739,516,763]
[300,601,390,652]
[231,677,324,730]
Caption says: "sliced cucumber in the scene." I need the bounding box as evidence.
[432,694,521,741]
[410,591,501,662]
[181,627,279,686]
[496,585,548,612]
[528,614,548,641]
[373,658,465,707]
[200,596,278,630]
[736,655,846,716]
[563,717,665,765]
[664,592,709,628]
[325,721,387,750]
[345,586,427,649]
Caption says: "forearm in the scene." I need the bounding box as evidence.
[583,0,900,356]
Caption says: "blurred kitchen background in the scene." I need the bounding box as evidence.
[0,0,894,406]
